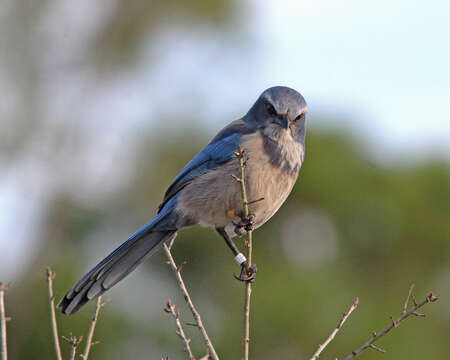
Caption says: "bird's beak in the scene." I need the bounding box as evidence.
[276,115,289,129]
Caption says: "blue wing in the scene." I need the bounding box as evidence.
[158,119,255,212]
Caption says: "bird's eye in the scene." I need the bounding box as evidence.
[294,113,304,123]
[265,102,277,116]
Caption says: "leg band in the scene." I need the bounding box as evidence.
[234,253,247,265]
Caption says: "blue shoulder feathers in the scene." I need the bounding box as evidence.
[158,119,256,212]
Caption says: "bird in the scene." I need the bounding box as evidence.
[58,86,307,315]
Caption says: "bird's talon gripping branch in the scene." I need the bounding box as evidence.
[243,214,255,232]
[233,214,255,235]
[234,262,257,282]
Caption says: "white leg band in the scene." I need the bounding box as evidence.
[235,253,247,265]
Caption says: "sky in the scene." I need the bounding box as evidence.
[0,0,449,279]
[253,0,450,158]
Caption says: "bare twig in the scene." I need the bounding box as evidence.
[46,268,63,360]
[163,237,219,360]
[403,283,414,314]
[341,289,439,359]
[235,146,254,360]
[164,299,196,360]
[0,282,10,360]
[81,296,104,360]
[62,334,83,360]
[309,297,359,360]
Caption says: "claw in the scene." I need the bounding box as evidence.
[234,263,257,283]
[233,214,255,235]
[243,214,255,232]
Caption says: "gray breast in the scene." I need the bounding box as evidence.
[240,132,303,230]
[262,133,303,175]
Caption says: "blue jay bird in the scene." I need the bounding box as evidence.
[58,86,307,315]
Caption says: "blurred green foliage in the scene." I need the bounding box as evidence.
[4,128,449,360]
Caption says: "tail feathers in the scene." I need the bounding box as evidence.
[58,228,176,315]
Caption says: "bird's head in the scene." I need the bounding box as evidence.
[245,86,307,144]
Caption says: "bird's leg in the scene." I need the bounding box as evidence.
[216,227,257,282]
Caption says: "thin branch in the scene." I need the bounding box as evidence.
[235,146,254,360]
[403,283,414,314]
[62,334,83,360]
[164,299,196,360]
[341,289,439,359]
[81,296,104,360]
[0,282,10,360]
[46,268,63,360]
[163,238,219,360]
[309,297,359,360]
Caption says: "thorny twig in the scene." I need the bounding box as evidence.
[62,334,83,360]
[309,297,359,360]
[234,146,254,360]
[341,286,438,359]
[163,237,219,360]
[0,282,10,360]
[164,299,196,360]
[46,268,63,360]
[81,296,106,360]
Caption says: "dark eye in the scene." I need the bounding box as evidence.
[294,113,304,123]
[265,102,277,116]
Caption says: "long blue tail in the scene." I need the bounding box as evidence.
[58,211,177,315]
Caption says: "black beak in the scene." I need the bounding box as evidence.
[276,115,289,129]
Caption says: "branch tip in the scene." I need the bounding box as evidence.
[342,288,439,359]
[369,344,386,353]
[403,283,415,313]
[308,296,359,360]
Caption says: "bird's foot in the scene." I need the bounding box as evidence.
[233,214,255,236]
[234,262,257,283]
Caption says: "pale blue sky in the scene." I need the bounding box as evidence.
[254,0,450,157]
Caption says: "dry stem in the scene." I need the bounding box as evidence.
[235,146,253,360]
[81,296,104,360]
[309,297,359,360]
[46,268,63,360]
[164,299,196,360]
[341,287,438,359]
[0,282,10,360]
[62,334,83,360]
[163,238,219,360]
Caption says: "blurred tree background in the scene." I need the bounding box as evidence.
[0,1,448,359]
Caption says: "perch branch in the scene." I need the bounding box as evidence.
[235,146,254,360]
[164,299,196,360]
[46,268,63,360]
[309,297,359,360]
[341,286,438,359]
[163,238,219,360]
[81,296,105,360]
[62,334,83,360]
[0,282,10,360]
